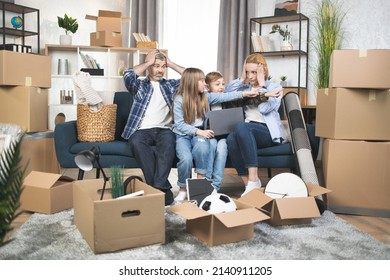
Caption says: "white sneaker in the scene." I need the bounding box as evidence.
[174,191,187,202]
[241,180,261,197]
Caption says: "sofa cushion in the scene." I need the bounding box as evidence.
[69,140,133,157]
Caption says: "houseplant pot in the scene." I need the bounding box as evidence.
[59,34,72,45]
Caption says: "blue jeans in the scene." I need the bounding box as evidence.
[128,128,175,190]
[206,138,227,189]
[227,122,273,176]
[176,134,214,188]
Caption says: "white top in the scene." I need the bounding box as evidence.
[139,81,171,129]
[244,104,266,123]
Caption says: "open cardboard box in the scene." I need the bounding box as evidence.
[86,10,130,33]
[73,177,165,254]
[20,171,74,214]
[239,183,331,226]
[169,199,269,246]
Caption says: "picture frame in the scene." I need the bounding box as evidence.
[274,0,299,16]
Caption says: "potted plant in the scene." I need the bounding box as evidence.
[57,13,78,45]
[270,24,292,51]
[280,75,287,87]
[312,0,345,89]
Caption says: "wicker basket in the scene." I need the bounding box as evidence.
[77,104,117,142]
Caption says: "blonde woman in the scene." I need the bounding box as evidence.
[226,53,285,197]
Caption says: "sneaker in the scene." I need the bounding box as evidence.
[241,180,261,197]
[174,191,187,202]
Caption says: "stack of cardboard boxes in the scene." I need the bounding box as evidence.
[0,50,66,214]
[86,10,130,47]
[316,49,390,217]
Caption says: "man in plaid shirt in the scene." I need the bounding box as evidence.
[122,50,185,205]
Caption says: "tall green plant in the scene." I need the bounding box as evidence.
[313,0,345,89]
[110,165,124,198]
[0,132,25,246]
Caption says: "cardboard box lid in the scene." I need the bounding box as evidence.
[274,197,321,219]
[239,188,272,208]
[215,207,269,228]
[85,10,130,22]
[169,202,210,220]
[307,182,331,196]
[169,200,269,227]
[24,171,73,189]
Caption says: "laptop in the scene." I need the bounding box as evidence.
[205,107,244,136]
[186,178,214,206]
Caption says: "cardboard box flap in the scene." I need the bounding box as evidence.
[99,10,122,18]
[169,202,210,220]
[215,207,269,228]
[24,171,63,189]
[86,10,130,22]
[307,183,331,196]
[238,188,273,209]
[275,197,320,219]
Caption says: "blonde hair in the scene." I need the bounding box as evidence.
[176,68,209,124]
[245,53,269,80]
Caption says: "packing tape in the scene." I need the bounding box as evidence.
[96,32,100,39]
[324,88,329,96]
[37,88,41,94]
[359,49,367,57]
[25,76,32,86]
[112,32,117,37]
[369,90,376,101]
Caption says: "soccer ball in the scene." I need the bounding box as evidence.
[199,193,237,214]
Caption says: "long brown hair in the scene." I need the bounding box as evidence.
[176,68,209,124]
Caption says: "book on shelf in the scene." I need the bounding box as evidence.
[250,33,272,52]
[79,52,101,69]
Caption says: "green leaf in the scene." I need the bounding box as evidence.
[0,132,26,246]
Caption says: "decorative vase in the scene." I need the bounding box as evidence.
[59,34,72,45]
[280,36,293,51]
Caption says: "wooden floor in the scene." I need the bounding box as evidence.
[4,167,390,246]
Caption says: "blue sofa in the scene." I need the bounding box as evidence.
[54,91,319,175]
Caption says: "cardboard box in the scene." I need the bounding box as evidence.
[240,183,330,226]
[0,50,51,88]
[90,31,122,47]
[20,131,60,175]
[316,88,390,141]
[329,49,390,89]
[169,200,269,246]
[322,139,390,217]
[20,171,74,214]
[73,178,165,254]
[0,86,48,132]
[136,41,159,49]
[86,10,130,33]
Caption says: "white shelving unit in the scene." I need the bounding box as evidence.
[44,44,167,130]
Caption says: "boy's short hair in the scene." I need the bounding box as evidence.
[205,71,223,85]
